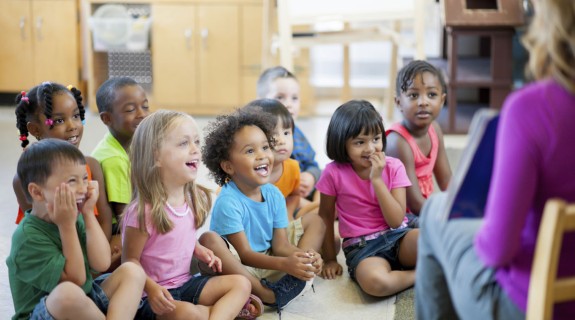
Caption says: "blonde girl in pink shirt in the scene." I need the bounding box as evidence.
[121,110,262,319]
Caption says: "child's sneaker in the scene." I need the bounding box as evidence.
[261,274,313,312]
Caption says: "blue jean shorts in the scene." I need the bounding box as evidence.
[136,275,212,319]
[343,228,411,281]
[30,273,110,320]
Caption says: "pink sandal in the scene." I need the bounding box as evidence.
[237,294,264,319]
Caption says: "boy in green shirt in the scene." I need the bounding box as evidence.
[7,139,145,320]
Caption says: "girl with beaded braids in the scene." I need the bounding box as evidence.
[12,82,116,250]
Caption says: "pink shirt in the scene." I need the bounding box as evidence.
[123,202,196,290]
[316,157,411,238]
[386,123,438,199]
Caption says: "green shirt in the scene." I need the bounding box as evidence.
[6,212,92,320]
[92,132,131,205]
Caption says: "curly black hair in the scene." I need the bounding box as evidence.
[202,108,276,186]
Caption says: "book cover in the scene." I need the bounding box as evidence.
[443,109,500,220]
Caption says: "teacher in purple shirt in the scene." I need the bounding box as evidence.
[414,0,575,319]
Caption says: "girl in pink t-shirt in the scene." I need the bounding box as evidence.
[121,110,262,319]
[317,100,418,297]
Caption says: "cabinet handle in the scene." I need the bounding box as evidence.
[36,17,43,41]
[19,17,26,40]
[201,28,208,49]
[184,28,193,50]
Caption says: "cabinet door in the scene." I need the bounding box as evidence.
[198,5,239,107]
[0,0,34,91]
[32,0,78,86]
[152,4,197,107]
[241,4,263,104]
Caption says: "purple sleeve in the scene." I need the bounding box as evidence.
[474,91,540,267]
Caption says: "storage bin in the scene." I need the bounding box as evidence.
[90,4,151,52]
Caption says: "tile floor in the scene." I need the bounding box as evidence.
[0,101,467,319]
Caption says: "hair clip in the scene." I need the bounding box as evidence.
[20,91,29,104]
[19,134,27,141]
[67,85,74,91]
[81,119,86,125]
[45,118,54,126]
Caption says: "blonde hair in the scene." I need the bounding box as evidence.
[128,109,212,234]
[522,0,575,93]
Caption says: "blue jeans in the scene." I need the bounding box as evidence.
[343,227,411,281]
[136,275,211,319]
[415,192,524,320]
[30,274,110,320]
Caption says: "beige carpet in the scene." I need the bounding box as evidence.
[394,288,416,320]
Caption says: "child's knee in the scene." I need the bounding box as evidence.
[198,231,223,247]
[116,261,146,283]
[303,212,325,231]
[47,282,89,312]
[229,274,252,292]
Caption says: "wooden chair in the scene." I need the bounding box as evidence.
[269,0,427,118]
[527,199,575,320]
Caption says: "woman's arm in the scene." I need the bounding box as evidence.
[432,122,452,191]
[475,95,538,266]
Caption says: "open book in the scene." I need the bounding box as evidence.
[442,108,500,220]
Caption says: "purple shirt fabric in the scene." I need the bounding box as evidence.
[474,79,575,315]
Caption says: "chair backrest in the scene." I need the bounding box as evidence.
[274,0,426,70]
[527,199,575,320]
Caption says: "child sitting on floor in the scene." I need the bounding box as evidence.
[199,108,323,317]
[7,138,146,319]
[386,60,452,226]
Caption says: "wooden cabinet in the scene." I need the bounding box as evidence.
[0,0,79,92]
[83,0,264,115]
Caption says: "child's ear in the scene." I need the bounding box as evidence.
[99,111,112,126]
[27,121,41,140]
[394,97,402,110]
[220,161,234,176]
[440,92,447,106]
[28,183,45,202]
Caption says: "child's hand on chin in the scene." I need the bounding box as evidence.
[80,180,99,216]
[369,151,386,181]
[48,183,79,226]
